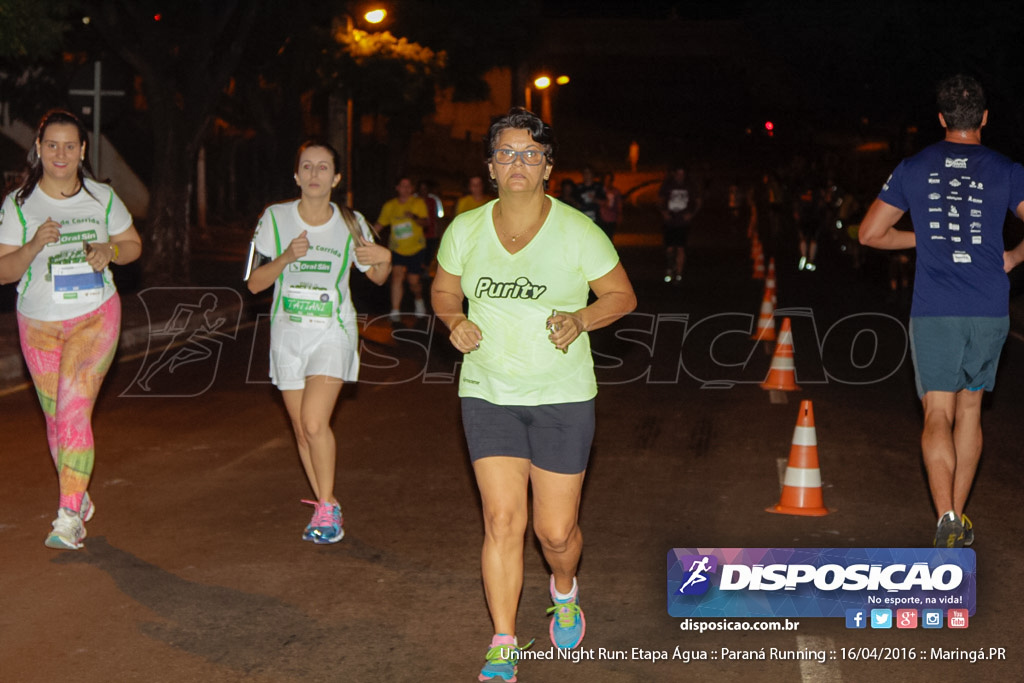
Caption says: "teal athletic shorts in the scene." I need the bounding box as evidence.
[909,316,1009,398]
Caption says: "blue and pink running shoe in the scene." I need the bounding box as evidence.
[479,634,529,682]
[301,500,344,544]
[547,575,586,649]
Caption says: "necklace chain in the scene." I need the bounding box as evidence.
[496,203,543,242]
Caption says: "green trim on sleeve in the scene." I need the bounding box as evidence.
[269,209,285,318]
[100,189,115,288]
[14,202,28,244]
[13,203,31,307]
[104,188,114,225]
[334,234,353,335]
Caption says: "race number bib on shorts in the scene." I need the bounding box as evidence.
[51,262,103,303]
[282,287,335,327]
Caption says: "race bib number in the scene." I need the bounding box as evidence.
[51,262,103,303]
[282,287,335,328]
[392,219,415,241]
[668,189,690,213]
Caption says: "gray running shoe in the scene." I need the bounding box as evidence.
[934,511,964,548]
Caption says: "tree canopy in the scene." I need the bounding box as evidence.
[0,0,67,59]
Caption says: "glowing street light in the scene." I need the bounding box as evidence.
[343,6,387,208]
[525,73,569,125]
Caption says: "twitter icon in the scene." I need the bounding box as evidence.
[870,609,892,629]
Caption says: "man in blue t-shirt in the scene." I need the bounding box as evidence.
[860,74,1024,549]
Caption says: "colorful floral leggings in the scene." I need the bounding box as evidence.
[18,295,120,513]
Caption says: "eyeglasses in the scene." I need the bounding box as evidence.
[492,148,546,166]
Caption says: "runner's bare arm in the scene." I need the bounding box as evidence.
[858,199,915,250]
[109,224,143,265]
[1005,200,1024,272]
[431,265,481,353]
[0,218,60,284]
[85,224,142,270]
[247,231,308,295]
[354,238,392,285]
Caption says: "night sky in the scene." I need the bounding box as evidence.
[513,0,1024,170]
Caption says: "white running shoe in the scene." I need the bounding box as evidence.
[45,508,86,550]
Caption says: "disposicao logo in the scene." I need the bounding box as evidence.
[667,548,976,619]
[676,555,718,596]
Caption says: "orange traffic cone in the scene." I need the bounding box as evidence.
[751,278,776,341]
[768,400,829,516]
[761,317,799,391]
[767,258,777,305]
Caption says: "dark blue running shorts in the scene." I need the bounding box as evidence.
[391,250,424,275]
[909,316,1009,398]
[461,397,595,475]
[663,224,690,248]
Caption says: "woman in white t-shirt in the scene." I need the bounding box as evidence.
[246,140,391,544]
[0,109,142,550]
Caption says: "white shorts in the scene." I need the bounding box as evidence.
[269,318,359,391]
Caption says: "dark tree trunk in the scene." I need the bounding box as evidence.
[90,0,261,284]
[146,118,194,283]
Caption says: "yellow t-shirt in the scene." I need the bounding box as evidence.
[455,194,490,216]
[377,197,427,256]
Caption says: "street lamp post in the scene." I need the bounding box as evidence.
[524,74,568,126]
[342,8,386,208]
[533,76,552,124]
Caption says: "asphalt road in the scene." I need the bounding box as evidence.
[2,214,1022,682]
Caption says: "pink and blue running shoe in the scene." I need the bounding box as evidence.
[547,575,586,649]
[479,634,527,682]
[301,500,344,544]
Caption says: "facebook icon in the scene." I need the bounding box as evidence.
[845,609,866,629]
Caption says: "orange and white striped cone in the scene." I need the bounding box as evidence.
[768,400,829,516]
[761,317,799,391]
[751,280,776,341]
[767,258,777,305]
